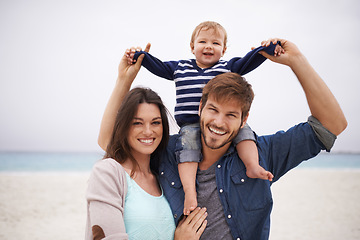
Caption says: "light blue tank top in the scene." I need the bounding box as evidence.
[124,172,176,240]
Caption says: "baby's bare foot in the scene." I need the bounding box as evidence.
[246,165,273,181]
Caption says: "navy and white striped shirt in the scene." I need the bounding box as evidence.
[134,42,277,127]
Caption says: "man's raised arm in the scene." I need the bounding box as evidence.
[259,39,347,136]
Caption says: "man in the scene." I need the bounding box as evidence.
[98,38,347,240]
[156,39,347,240]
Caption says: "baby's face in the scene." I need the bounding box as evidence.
[191,28,226,69]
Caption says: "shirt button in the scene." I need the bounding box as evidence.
[227,214,232,219]
[171,182,175,186]
[219,189,223,193]
[241,179,245,182]
[237,238,240,240]
[174,214,177,218]
[217,164,221,168]
[161,171,164,175]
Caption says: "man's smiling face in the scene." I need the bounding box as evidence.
[199,96,245,150]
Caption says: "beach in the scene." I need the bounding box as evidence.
[0,169,359,240]
[270,169,360,239]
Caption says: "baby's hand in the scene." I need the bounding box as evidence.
[125,43,151,65]
[125,46,142,65]
[274,43,285,56]
[251,41,284,56]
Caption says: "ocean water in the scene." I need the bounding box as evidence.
[0,152,359,172]
[0,152,103,172]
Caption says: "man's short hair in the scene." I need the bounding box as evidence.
[201,72,254,123]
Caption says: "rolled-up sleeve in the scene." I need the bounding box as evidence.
[307,115,337,152]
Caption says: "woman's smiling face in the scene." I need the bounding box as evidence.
[127,103,163,158]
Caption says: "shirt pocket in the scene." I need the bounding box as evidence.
[230,169,272,211]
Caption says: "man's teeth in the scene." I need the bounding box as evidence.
[209,127,225,135]
[140,139,154,143]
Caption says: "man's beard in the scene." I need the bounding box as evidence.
[199,120,239,150]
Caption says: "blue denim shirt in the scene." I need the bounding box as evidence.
[158,118,335,240]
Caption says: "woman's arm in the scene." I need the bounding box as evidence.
[98,44,150,150]
[86,159,128,239]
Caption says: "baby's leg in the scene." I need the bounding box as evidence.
[175,123,201,215]
[179,162,198,215]
[236,140,273,181]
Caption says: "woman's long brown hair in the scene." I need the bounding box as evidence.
[103,87,170,177]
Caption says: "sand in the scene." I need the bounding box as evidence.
[270,169,360,240]
[0,169,359,240]
[0,172,88,240]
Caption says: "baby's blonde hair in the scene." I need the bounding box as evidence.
[190,21,228,49]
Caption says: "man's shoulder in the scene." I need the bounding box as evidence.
[256,122,313,146]
[163,134,177,154]
[169,134,180,142]
[159,135,180,169]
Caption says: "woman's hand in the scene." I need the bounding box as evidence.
[117,43,151,86]
[174,207,207,240]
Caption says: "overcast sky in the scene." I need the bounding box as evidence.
[1,0,359,153]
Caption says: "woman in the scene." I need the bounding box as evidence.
[85,44,207,240]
